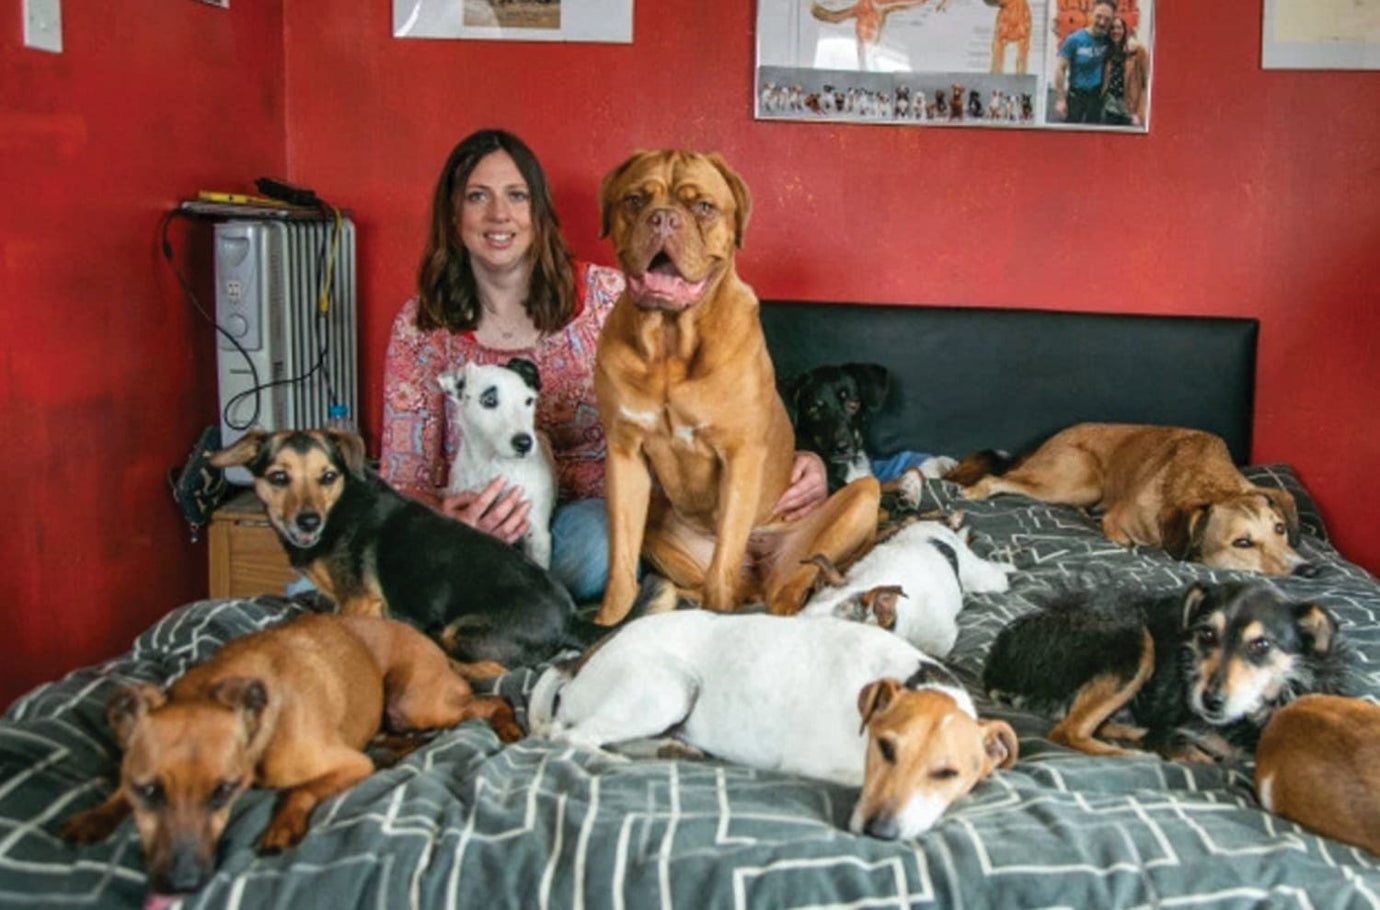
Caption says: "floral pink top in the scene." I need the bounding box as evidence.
[379,261,625,505]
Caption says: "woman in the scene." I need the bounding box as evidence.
[1101,16,1149,127]
[379,129,827,602]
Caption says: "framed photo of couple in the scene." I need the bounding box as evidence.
[755,0,1154,132]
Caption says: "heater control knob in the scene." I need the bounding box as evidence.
[224,313,249,338]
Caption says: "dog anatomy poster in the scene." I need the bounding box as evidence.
[756,0,1154,132]
[393,0,632,43]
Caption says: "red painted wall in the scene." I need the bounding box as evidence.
[0,4,285,705]
[284,2,1379,572]
[4,1,1377,705]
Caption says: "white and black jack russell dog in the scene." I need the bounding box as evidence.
[529,610,1017,840]
[802,517,1015,658]
[438,358,557,568]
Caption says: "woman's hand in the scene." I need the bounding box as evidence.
[774,451,828,522]
[440,477,531,544]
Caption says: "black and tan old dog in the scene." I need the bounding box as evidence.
[982,581,1355,761]
[210,429,582,675]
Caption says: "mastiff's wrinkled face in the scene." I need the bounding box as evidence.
[598,150,752,312]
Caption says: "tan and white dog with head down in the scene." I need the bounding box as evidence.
[956,423,1311,577]
[528,610,1017,840]
[593,150,880,623]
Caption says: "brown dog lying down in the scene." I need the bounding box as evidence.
[953,422,1310,576]
[62,613,520,895]
[593,149,879,622]
[1256,694,1380,856]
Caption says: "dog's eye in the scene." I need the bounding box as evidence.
[319,469,339,485]
[622,193,644,213]
[525,397,534,407]
[1232,537,1253,549]
[480,388,498,409]
[930,767,959,781]
[693,200,716,218]
[266,470,290,488]
[207,780,240,810]
[133,781,165,807]
[876,737,897,764]
[1274,522,1286,535]
[1196,627,1219,648]
[1247,638,1273,659]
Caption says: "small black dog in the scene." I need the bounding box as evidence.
[211,429,585,675]
[782,363,889,492]
[983,581,1354,761]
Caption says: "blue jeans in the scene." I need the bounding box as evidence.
[550,498,612,604]
[871,451,934,483]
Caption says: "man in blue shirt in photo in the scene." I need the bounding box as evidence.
[1053,0,1115,124]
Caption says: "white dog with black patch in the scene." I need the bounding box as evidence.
[437,358,557,569]
[802,520,1015,658]
[529,610,1015,839]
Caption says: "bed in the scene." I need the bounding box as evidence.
[4,302,1379,908]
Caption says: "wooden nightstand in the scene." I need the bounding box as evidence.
[208,488,298,598]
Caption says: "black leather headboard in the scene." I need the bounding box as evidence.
[760,301,1259,464]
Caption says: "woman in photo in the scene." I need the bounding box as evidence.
[1101,16,1150,127]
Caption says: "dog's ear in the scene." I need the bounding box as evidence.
[861,585,905,631]
[1293,602,1339,655]
[979,719,1019,771]
[857,678,902,734]
[844,363,890,411]
[437,368,463,399]
[598,150,655,239]
[209,677,269,741]
[208,431,267,470]
[1260,487,1301,547]
[780,373,810,425]
[325,430,368,479]
[504,357,542,393]
[706,152,752,248]
[1178,582,1211,629]
[106,684,166,750]
[1160,503,1210,561]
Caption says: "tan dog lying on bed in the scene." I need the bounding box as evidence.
[593,149,880,622]
[955,422,1310,576]
[62,614,519,896]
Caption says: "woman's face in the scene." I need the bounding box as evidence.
[457,150,533,276]
[1110,18,1126,43]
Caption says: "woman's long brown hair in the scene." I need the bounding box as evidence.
[416,129,576,334]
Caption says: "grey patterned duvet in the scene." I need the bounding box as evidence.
[3,465,1378,909]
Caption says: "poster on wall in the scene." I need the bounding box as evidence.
[393,0,632,43]
[1262,0,1380,69]
[755,0,1154,132]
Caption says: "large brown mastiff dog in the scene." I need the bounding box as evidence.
[956,422,1308,576]
[593,150,880,624]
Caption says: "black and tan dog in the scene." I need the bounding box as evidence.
[210,429,582,674]
[782,363,889,493]
[953,423,1311,576]
[593,150,879,622]
[983,582,1354,761]
[62,613,520,895]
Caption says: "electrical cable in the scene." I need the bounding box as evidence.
[161,200,345,433]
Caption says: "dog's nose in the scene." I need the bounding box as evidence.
[511,433,533,456]
[296,512,322,533]
[647,208,681,237]
[1291,562,1321,579]
[1201,690,1225,714]
[160,840,208,893]
[832,435,853,455]
[863,813,900,840]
